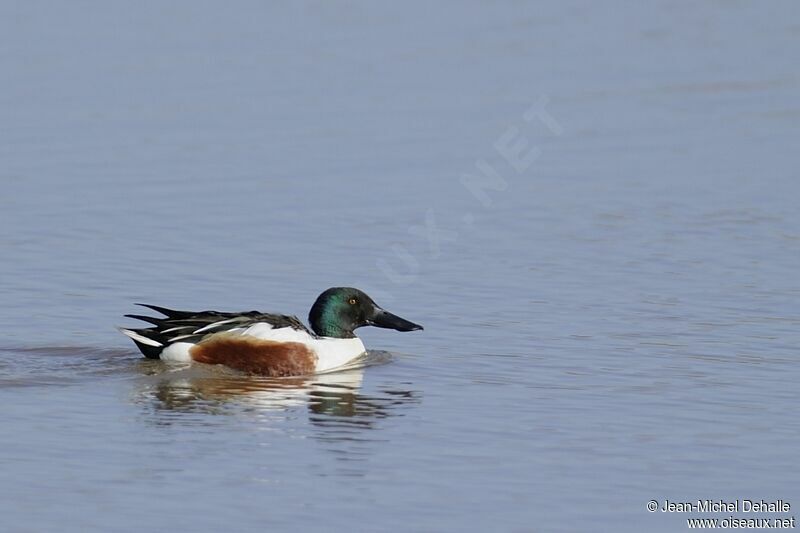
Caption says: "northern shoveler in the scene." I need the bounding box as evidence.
[119,287,423,376]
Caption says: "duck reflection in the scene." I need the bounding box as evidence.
[133,351,420,428]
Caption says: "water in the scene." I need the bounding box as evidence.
[1,2,799,531]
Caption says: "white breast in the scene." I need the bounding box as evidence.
[309,337,366,373]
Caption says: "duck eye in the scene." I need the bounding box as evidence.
[349,298,357,305]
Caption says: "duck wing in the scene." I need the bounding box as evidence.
[123,304,311,348]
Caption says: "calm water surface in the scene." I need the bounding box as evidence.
[1,2,799,532]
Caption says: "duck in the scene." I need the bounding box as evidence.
[119,287,423,376]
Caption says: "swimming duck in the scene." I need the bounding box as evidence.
[119,287,422,376]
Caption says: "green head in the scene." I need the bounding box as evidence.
[308,287,424,338]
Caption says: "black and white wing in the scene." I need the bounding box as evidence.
[119,303,311,359]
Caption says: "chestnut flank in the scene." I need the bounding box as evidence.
[190,334,318,377]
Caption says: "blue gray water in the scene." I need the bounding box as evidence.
[1,2,799,531]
